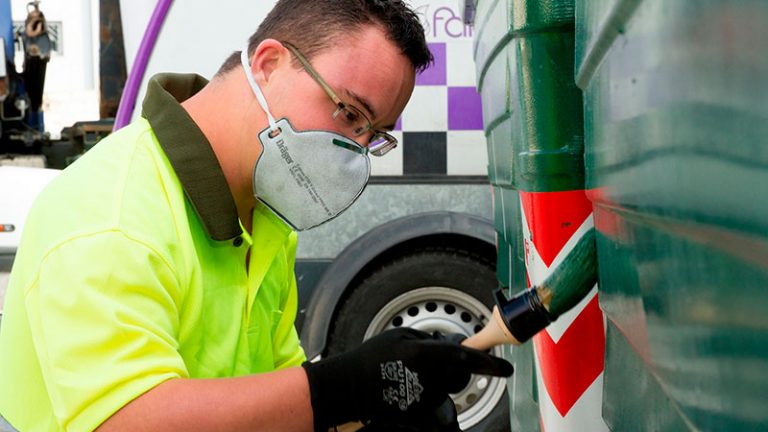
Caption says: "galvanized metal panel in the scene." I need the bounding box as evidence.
[487,118,515,187]
[474,0,510,86]
[505,340,543,431]
[494,186,526,288]
[479,44,510,129]
[296,183,492,259]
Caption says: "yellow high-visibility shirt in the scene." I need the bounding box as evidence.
[0,73,305,431]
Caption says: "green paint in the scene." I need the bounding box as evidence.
[479,0,768,428]
[579,0,768,429]
[514,30,584,192]
[543,228,597,317]
[477,0,589,427]
[603,322,692,431]
[480,0,585,193]
[596,226,768,430]
[510,0,575,32]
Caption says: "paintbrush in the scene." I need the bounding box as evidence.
[463,228,597,351]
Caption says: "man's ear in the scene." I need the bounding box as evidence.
[250,39,288,85]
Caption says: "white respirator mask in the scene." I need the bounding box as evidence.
[241,47,371,231]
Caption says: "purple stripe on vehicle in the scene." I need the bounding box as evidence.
[395,116,402,131]
[416,42,446,86]
[448,87,483,130]
[113,0,174,131]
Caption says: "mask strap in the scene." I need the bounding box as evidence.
[241,46,279,134]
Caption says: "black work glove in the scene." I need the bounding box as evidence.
[302,327,513,431]
[358,397,461,432]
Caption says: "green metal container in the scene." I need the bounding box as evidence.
[475,0,597,429]
[577,0,768,429]
[475,1,542,429]
[476,0,768,429]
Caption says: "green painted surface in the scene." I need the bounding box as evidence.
[490,184,537,430]
[545,228,597,317]
[578,0,768,429]
[477,0,585,428]
[480,0,584,194]
[510,0,574,31]
[493,190,539,431]
[479,0,768,428]
[512,2,584,193]
[504,339,543,432]
[573,0,615,76]
[602,320,691,431]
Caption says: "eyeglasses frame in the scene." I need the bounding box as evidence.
[281,41,398,157]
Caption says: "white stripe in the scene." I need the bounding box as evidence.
[518,201,599,341]
[534,357,610,432]
[545,286,598,343]
[519,199,607,432]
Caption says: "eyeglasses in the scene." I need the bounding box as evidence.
[282,42,398,157]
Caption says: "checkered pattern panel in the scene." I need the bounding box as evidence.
[370,41,488,176]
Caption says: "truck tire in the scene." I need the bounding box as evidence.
[326,247,510,432]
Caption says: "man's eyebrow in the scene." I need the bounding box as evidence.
[343,89,397,130]
[344,89,377,123]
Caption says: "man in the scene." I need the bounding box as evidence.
[0,1,512,431]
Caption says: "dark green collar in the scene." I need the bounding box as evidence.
[142,73,242,241]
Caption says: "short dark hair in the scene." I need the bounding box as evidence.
[216,0,432,77]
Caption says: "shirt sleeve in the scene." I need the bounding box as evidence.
[272,232,306,369]
[24,230,188,431]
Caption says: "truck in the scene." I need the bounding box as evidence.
[0,1,510,430]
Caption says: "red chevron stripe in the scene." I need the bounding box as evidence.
[520,191,593,267]
[533,295,605,417]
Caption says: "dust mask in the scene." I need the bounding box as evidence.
[241,47,370,231]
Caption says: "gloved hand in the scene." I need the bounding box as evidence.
[358,397,461,432]
[302,327,513,431]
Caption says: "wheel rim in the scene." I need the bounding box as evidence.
[363,287,507,430]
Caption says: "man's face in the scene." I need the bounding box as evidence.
[267,26,416,149]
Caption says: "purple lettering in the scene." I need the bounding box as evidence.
[432,6,446,38]
[432,6,473,39]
